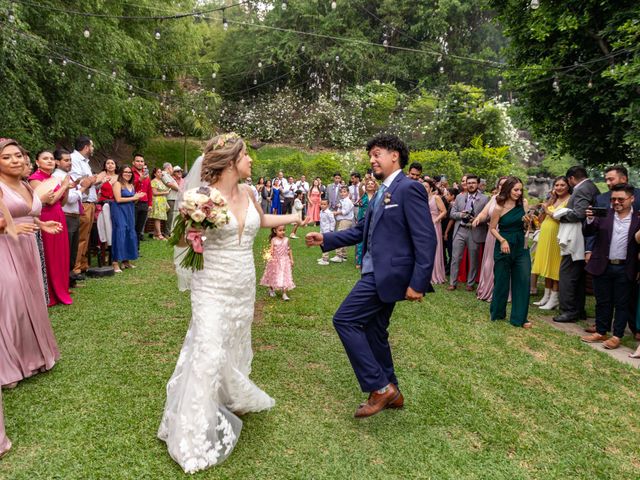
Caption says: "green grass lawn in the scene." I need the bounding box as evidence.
[2,229,640,479]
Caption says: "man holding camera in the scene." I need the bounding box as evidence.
[447,174,489,291]
[581,184,640,349]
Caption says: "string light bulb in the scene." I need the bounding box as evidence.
[383,39,388,47]
[154,29,161,40]
[258,61,263,68]
[8,10,15,23]
[335,55,340,62]
[87,73,92,80]
[587,78,593,88]
[83,26,90,38]
[161,74,166,80]
[331,1,337,10]
[112,69,117,78]
[62,58,67,66]
[530,0,540,9]
[281,1,287,11]
[552,77,560,92]
[439,66,444,74]
[301,45,305,52]
[223,15,228,31]
[48,58,53,64]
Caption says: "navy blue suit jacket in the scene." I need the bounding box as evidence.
[585,188,640,252]
[322,171,437,303]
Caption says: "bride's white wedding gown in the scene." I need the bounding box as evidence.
[158,196,275,474]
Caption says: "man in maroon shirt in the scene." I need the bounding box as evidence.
[132,153,153,247]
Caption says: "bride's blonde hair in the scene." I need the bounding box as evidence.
[201,133,245,184]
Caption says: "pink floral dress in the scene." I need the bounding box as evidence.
[260,237,295,290]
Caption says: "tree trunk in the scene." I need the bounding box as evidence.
[183,136,188,170]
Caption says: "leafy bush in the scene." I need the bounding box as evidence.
[409,150,463,182]
[459,138,512,185]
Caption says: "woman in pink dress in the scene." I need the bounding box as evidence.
[425,179,447,284]
[475,177,508,302]
[307,178,322,225]
[260,225,295,300]
[29,150,73,307]
[0,139,62,387]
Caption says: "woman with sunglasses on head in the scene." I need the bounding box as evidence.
[111,165,145,273]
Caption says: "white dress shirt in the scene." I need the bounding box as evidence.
[70,150,97,202]
[52,168,82,214]
[335,197,354,222]
[320,208,336,233]
[609,210,632,260]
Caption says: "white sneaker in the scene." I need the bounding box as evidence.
[318,260,330,265]
[330,256,344,263]
[268,289,276,297]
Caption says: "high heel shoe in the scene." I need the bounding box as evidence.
[533,288,551,306]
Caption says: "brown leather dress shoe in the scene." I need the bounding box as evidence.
[584,324,597,334]
[447,285,456,291]
[385,390,404,409]
[603,336,621,349]
[354,384,399,418]
[581,332,608,343]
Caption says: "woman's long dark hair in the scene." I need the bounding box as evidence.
[553,175,572,195]
[496,176,524,207]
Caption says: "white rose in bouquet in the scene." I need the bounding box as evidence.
[210,188,224,205]
[190,209,206,223]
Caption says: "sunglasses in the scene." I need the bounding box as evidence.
[611,197,631,203]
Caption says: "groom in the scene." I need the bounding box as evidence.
[306,134,436,418]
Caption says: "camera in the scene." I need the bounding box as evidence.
[590,207,608,217]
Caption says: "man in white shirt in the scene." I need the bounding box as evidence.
[332,186,354,262]
[161,162,179,237]
[54,148,89,282]
[282,175,296,214]
[69,135,104,274]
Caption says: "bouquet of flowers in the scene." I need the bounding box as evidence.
[169,186,230,271]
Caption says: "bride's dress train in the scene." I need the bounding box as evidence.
[158,197,274,473]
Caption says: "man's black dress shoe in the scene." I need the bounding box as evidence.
[553,313,578,323]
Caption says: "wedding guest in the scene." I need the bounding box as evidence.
[585,165,640,336]
[29,150,73,307]
[256,176,265,197]
[296,174,310,214]
[530,176,571,310]
[355,179,377,267]
[448,175,489,291]
[326,172,342,210]
[261,179,273,214]
[97,158,118,254]
[332,186,354,263]
[580,184,640,349]
[553,166,599,323]
[282,175,296,214]
[245,177,259,203]
[111,165,143,272]
[307,178,322,225]
[160,163,179,238]
[0,387,10,458]
[489,176,532,328]
[289,190,305,239]
[317,199,336,266]
[131,153,152,245]
[70,135,104,275]
[474,176,508,302]
[271,178,283,214]
[348,172,361,220]
[425,179,447,283]
[0,138,61,387]
[408,162,423,181]
[260,225,295,300]
[150,167,170,240]
[53,149,87,286]
[443,187,459,274]
[318,177,326,199]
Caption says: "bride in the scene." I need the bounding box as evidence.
[158,134,303,473]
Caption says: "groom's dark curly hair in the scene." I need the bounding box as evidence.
[366,134,409,169]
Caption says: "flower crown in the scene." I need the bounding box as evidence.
[213,132,241,150]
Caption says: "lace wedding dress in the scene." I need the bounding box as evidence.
[158,195,275,474]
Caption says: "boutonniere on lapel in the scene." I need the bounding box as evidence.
[383,193,392,205]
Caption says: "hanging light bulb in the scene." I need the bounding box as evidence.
[587,79,593,88]
[325,62,330,68]
[497,80,502,89]
[83,26,90,39]
[48,58,53,64]
[170,89,174,95]
[128,84,133,90]
[552,77,560,92]
[301,45,306,52]
[258,61,263,68]
[87,73,92,80]
[335,55,340,62]
[223,17,228,31]
[61,71,65,78]
[383,39,389,47]
[8,10,15,23]
[212,72,217,79]
[439,66,444,74]
[112,69,117,78]
[90,82,95,88]
[211,87,216,93]
[281,1,287,11]
[154,29,161,40]
[331,1,337,10]
[161,74,166,80]
[530,0,540,9]
[62,58,67,66]
[253,78,258,85]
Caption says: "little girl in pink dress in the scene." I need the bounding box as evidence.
[260,225,295,300]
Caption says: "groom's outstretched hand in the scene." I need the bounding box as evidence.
[305,232,323,247]
[405,287,423,302]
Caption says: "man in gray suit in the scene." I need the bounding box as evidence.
[326,172,343,211]
[553,166,600,323]
[447,175,489,291]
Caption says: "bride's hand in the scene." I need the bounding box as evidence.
[38,220,63,234]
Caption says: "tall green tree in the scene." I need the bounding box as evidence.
[491,0,640,165]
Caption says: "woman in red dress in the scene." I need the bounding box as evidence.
[29,150,73,306]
